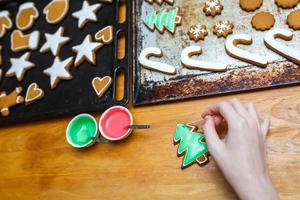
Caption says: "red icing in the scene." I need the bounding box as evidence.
[100,107,132,140]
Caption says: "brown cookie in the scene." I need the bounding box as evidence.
[203,0,223,17]
[92,76,112,98]
[213,20,234,38]
[240,0,263,11]
[275,0,299,8]
[251,12,275,31]
[287,9,300,30]
[188,24,208,41]
[25,83,44,105]
[0,87,24,117]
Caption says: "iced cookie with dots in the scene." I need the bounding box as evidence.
[25,83,44,105]
[213,20,234,38]
[275,0,299,8]
[188,24,208,42]
[287,10,300,30]
[16,2,39,31]
[6,52,35,81]
[239,0,263,11]
[251,12,275,31]
[203,0,223,17]
[72,1,102,29]
[0,10,12,39]
[0,87,24,117]
[44,0,70,24]
[11,30,40,52]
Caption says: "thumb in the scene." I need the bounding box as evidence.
[203,116,224,155]
[260,117,270,140]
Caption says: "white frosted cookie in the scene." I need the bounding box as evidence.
[138,47,176,75]
[225,34,268,67]
[11,30,40,52]
[181,46,227,71]
[16,2,39,31]
[0,10,12,38]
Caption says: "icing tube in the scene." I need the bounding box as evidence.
[225,34,268,67]
[181,46,227,71]
[264,28,300,65]
[138,47,176,75]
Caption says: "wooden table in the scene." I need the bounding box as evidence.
[1,3,300,200]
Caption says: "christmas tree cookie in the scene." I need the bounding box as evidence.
[143,7,181,34]
[174,124,209,169]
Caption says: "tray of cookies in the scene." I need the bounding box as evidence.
[0,0,131,124]
[133,0,300,105]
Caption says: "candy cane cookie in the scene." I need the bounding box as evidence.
[264,28,300,65]
[181,46,227,71]
[225,34,268,67]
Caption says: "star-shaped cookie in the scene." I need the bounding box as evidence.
[72,1,101,29]
[40,27,70,56]
[6,52,35,81]
[43,57,73,89]
[72,34,102,67]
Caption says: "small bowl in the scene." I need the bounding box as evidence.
[99,106,133,141]
[66,114,98,148]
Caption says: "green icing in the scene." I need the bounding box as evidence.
[174,124,208,167]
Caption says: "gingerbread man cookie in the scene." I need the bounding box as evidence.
[213,20,234,38]
[25,83,44,105]
[16,2,39,31]
[92,76,112,98]
[251,12,275,31]
[239,0,263,11]
[0,10,12,39]
[11,30,40,52]
[0,87,24,117]
[44,0,70,24]
[203,0,223,17]
[188,24,208,42]
[287,10,300,30]
[275,0,299,8]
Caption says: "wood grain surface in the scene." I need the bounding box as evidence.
[1,3,300,200]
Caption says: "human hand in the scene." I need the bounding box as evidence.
[202,99,279,200]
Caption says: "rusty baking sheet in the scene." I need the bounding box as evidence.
[133,0,300,105]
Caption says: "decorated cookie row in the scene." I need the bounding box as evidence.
[139,28,300,74]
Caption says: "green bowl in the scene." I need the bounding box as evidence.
[66,114,98,148]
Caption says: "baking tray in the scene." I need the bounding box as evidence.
[133,0,300,106]
[0,0,131,125]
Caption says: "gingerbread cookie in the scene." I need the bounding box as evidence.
[225,34,268,67]
[95,26,114,44]
[92,76,112,98]
[44,0,70,24]
[287,10,300,30]
[251,12,275,31]
[213,20,234,38]
[143,7,182,34]
[174,124,209,169]
[0,10,12,39]
[181,46,227,71]
[16,2,39,31]
[188,24,208,42]
[0,87,24,117]
[264,28,300,65]
[98,0,113,3]
[72,35,102,67]
[25,83,44,105]
[43,57,73,89]
[239,0,263,11]
[146,0,174,5]
[139,47,176,75]
[0,45,2,66]
[11,30,40,52]
[72,1,102,29]
[6,52,35,81]
[203,0,223,17]
[40,27,70,56]
[275,0,299,8]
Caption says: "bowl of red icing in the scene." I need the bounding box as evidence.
[99,106,133,141]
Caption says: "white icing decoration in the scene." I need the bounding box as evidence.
[43,57,73,89]
[40,27,70,56]
[72,35,102,67]
[0,10,12,38]
[138,47,176,74]
[264,28,300,65]
[181,46,227,71]
[225,34,268,67]
[6,52,35,81]
[215,20,232,34]
[72,1,101,29]
[196,155,208,165]
[205,0,222,12]
[28,31,40,49]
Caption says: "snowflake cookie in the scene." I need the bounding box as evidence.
[188,24,208,41]
[203,0,223,17]
[213,20,234,38]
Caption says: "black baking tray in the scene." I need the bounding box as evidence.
[0,0,131,125]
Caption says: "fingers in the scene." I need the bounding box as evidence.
[203,116,224,155]
[259,117,270,140]
[245,102,260,125]
[230,99,249,119]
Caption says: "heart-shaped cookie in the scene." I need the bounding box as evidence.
[95,26,114,44]
[92,76,112,98]
[16,2,39,31]
[25,83,44,105]
[11,30,40,52]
